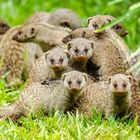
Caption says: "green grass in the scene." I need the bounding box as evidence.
[0,0,140,139]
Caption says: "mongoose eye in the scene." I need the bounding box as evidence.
[50,58,54,64]
[18,31,22,35]
[93,24,98,29]
[59,58,64,63]
[0,23,6,27]
[123,83,127,88]
[84,48,88,53]
[68,81,72,85]
[113,83,117,88]
[77,80,81,85]
[74,49,79,54]
[115,25,122,30]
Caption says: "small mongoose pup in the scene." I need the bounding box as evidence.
[75,74,132,118]
[67,38,94,72]
[25,8,81,30]
[62,26,130,81]
[0,71,87,120]
[12,22,71,52]
[87,15,128,37]
[29,47,71,82]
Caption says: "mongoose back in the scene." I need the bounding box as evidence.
[29,47,71,82]
[67,38,94,72]
[13,22,71,52]
[25,9,81,30]
[87,15,128,37]
[0,71,87,120]
[62,26,130,81]
[75,74,132,118]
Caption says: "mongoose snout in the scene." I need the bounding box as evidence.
[0,20,10,34]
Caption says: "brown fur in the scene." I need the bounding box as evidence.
[62,27,130,81]
[74,74,132,118]
[29,47,72,82]
[13,22,71,52]
[0,27,43,86]
[0,71,87,120]
[87,15,128,37]
[25,9,81,30]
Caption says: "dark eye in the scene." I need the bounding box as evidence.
[74,48,79,54]
[84,48,88,53]
[123,83,127,88]
[114,83,117,88]
[68,81,72,85]
[71,34,74,39]
[59,58,64,63]
[18,31,22,35]
[77,80,81,85]
[93,24,98,29]
[50,58,54,64]
[0,23,6,27]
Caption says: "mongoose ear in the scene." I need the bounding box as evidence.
[60,20,70,28]
[45,51,50,60]
[62,73,67,81]
[64,49,70,58]
[82,73,88,81]
[86,17,92,25]
[90,41,94,49]
[67,42,72,51]
[108,76,112,84]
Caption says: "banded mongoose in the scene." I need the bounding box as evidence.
[67,38,94,72]
[0,71,87,120]
[74,74,132,118]
[87,15,128,37]
[0,27,43,86]
[25,8,81,30]
[62,26,130,81]
[29,47,71,83]
[12,22,71,52]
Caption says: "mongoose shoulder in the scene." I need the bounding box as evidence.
[13,22,71,52]
[0,71,87,120]
[87,15,128,37]
[74,74,132,118]
[29,47,71,82]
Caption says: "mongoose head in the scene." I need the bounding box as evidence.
[108,74,132,96]
[0,19,10,34]
[62,28,93,44]
[62,71,87,93]
[12,23,36,42]
[67,38,94,62]
[87,15,128,37]
[45,47,69,71]
[48,8,81,30]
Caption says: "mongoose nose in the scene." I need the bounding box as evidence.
[52,64,63,69]
[12,35,18,41]
[70,88,80,92]
[75,55,87,61]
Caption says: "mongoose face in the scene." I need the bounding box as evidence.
[62,71,87,93]
[108,74,132,96]
[0,19,10,34]
[12,24,36,42]
[62,28,93,44]
[46,47,69,71]
[67,38,94,62]
[87,15,128,37]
